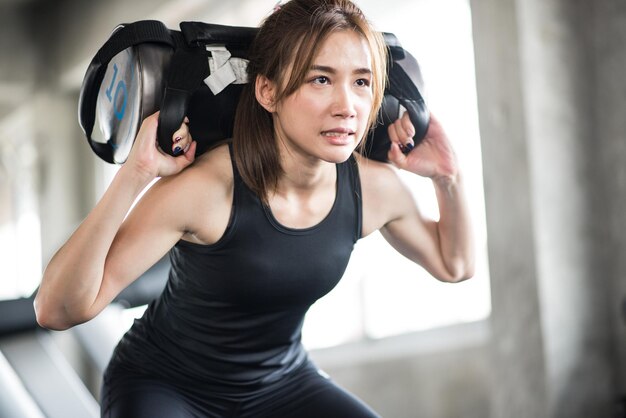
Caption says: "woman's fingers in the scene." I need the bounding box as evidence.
[388,119,400,144]
[400,112,415,142]
[172,117,192,156]
[388,112,415,153]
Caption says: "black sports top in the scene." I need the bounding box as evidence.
[107,145,363,399]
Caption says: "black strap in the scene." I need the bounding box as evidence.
[362,39,429,162]
[78,20,174,163]
[387,49,430,142]
[155,22,258,155]
[382,32,405,61]
[157,43,210,154]
[180,21,258,46]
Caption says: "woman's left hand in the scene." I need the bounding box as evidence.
[387,112,458,181]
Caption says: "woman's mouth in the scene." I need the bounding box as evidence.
[321,129,355,144]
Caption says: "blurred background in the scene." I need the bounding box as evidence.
[0,0,625,417]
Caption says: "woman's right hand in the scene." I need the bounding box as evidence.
[125,111,196,180]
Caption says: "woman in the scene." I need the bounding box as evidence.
[35,0,474,416]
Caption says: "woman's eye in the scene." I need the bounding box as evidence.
[312,76,330,85]
[355,78,371,87]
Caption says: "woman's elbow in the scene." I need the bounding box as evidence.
[451,268,475,283]
[33,293,84,331]
[437,259,475,283]
[34,297,66,331]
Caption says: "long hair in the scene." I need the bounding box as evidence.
[233,0,387,202]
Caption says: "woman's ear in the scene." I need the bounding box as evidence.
[255,75,277,112]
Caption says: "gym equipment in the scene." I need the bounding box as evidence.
[0,259,170,418]
[78,20,429,164]
[0,296,100,418]
[0,349,45,418]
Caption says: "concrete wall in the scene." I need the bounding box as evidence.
[470,0,548,415]
[311,321,491,418]
[471,0,626,416]
[590,0,626,404]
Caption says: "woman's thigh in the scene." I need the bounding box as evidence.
[100,369,233,418]
[246,366,381,418]
[101,363,380,418]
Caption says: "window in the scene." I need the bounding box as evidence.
[0,108,42,301]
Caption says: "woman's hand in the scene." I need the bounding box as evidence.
[387,112,458,181]
[124,112,196,180]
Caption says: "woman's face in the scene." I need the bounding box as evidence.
[273,30,374,164]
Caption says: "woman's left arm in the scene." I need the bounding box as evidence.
[365,112,475,283]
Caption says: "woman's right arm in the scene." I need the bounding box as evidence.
[34,113,196,330]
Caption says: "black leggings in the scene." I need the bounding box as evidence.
[100,362,380,418]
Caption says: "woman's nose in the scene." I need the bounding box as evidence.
[332,86,357,118]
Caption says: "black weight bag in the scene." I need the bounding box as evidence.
[78,20,429,164]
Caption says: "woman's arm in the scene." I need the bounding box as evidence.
[360,113,475,283]
[34,113,197,330]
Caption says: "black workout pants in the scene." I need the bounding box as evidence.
[100,362,381,418]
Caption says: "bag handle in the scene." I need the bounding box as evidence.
[156,22,258,156]
[363,34,430,162]
[180,21,258,46]
[156,44,210,156]
[387,48,430,144]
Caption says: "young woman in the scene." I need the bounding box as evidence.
[35,0,474,416]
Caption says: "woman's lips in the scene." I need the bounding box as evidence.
[321,128,355,145]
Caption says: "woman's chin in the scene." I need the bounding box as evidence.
[320,145,357,163]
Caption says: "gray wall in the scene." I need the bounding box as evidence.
[472,0,626,417]
[310,321,491,418]
[0,0,624,417]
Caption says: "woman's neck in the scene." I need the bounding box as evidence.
[275,138,337,196]
[269,149,338,229]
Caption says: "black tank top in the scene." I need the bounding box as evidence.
[107,145,362,399]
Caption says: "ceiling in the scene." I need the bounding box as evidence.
[0,0,37,4]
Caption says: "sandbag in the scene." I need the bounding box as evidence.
[78,20,429,164]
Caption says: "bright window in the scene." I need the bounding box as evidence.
[0,108,42,301]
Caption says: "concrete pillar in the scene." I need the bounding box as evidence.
[516,1,617,416]
[472,0,622,415]
[469,0,548,416]
[589,0,626,402]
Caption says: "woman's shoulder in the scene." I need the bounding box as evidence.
[354,153,416,236]
[149,142,234,203]
[175,142,232,182]
[187,140,231,169]
[354,152,412,207]
[130,142,235,246]
[187,142,233,180]
[353,152,403,192]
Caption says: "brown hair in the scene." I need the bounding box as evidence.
[232,0,387,202]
